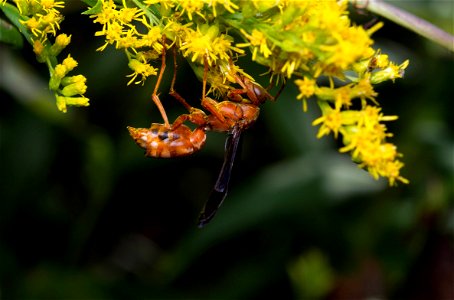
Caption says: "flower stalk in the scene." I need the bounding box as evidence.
[354,0,454,52]
[1,0,90,112]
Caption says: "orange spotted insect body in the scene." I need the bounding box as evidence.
[202,97,260,132]
[127,124,206,158]
[127,46,279,226]
[127,75,270,159]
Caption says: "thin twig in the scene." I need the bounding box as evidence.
[354,0,454,52]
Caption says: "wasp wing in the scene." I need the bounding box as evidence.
[198,125,242,227]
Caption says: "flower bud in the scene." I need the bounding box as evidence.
[56,95,67,113]
[62,55,78,71]
[33,40,47,63]
[65,96,90,107]
[61,75,86,86]
[50,34,71,56]
[61,80,87,96]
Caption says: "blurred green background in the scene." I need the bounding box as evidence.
[1,2,453,299]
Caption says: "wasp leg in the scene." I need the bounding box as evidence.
[168,46,194,112]
[170,109,207,131]
[151,35,170,128]
[200,97,227,124]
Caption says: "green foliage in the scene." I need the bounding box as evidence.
[0,3,29,45]
[288,250,334,299]
[0,18,23,47]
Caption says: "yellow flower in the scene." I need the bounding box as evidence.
[295,77,316,99]
[66,96,90,108]
[330,105,408,185]
[376,53,390,68]
[179,24,240,65]
[237,29,272,60]
[333,85,353,109]
[137,25,163,53]
[208,0,238,16]
[127,58,158,85]
[95,20,124,51]
[351,77,378,103]
[62,55,78,71]
[295,77,316,111]
[91,0,118,27]
[40,0,64,13]
[211,34,244,61]
[371,60,410,83]
[176,0,205,21]
[54,64,67,79]
[180,26,213,63]
[39,10,63,36]
[54,33,71,47]
[115,27,139,49]
[56,95,90,113]
[61,80,87,97]
[381,160,409,186]
[312,106,345,139]
[22,16,42,36]
[322,26,374,70]
[117,6,143,24]
[32,40,45,58]
[357,106,398,131]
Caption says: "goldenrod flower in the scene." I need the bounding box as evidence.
[117,6,144,24]
[51,33,71,56]
[80,0,411,185]
[3,0,89,112]
[312,105,346,139]
[237,29,272,61]
[62,55,78,71]
[295,78,316,99]
[127,59,158,85]
[56,95,90,113]
[371,60,410,83]
[32,40,46,61]
[40,0,64,13]
[295,77,316,111]
[53,64,67,79]
[175,0,204,21]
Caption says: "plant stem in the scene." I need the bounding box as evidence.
[354,0,454,52]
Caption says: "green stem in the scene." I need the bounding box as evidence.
[354,0,454,52]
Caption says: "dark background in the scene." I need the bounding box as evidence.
[1,2,453,299]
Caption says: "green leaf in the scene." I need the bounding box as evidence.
[1,3,33,44]
[81,0,98,7]
[0,18,23,48]
[81,0,103,15]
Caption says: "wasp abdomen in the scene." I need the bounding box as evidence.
[127,124,206,158]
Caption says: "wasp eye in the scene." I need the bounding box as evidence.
[253,85,263,97]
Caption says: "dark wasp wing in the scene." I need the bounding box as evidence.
[198,125,242,227]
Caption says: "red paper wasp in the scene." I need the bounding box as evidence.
[127,39,280,226]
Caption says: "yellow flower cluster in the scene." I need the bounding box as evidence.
[88,0,245,85]
[295,51,409,185]
[1,0,89,112]
[84,0,409,185]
